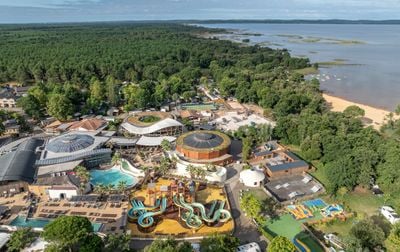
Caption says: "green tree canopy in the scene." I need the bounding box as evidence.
[41,216,100,252]
[47,93,74,121]
[144,238,192,252]
[200,233,240,252]
[347,219,385,251]
[267,236,296,252]
[7,228,37,252]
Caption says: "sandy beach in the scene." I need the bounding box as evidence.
[323,93,395,130]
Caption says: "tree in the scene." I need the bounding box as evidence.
[343,105,365,118]
[7,228,37,252]
[47,93,74,121]
[17,95,43,119]
[42,216,101,252]
[387,222,400,248]
[144,238,192,252]
[116,180,128,194]
[200,233,240,252]
[104,233,132,252]
[73,166,90,193]
[105,75,119,106]
[112,152,122,165]
[348,219,385,251]
[240,193,264,221]
[157,157,172,176]
[267,236,297,252]
[160,139,172,152]
[241,137,252,162]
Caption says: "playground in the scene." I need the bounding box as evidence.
[127,178,234,237]
[263,198,345,252]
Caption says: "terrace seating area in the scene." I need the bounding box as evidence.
[32,195,129,233]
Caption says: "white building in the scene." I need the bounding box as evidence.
[239,169,265,187]
[236,242,261,252]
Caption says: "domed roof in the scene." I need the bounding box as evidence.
[46,134,95,153]
[182,132,224,149]
[240,169,265,182]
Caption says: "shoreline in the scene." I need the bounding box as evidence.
[322,93,394,130]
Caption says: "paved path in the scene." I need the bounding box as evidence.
[225,164,268,251]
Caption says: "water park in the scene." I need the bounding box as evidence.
[127,178,234,237]
[262,198,346,252]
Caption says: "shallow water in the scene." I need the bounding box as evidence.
[200,23,400,110]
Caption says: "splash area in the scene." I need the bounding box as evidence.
[127,179,233,237]
[263,198,343,252]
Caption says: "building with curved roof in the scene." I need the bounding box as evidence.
[240,169,265,187]
[0,138,43,194]
[46,134,95,153]
[120,111,183,137]
[176,130,232,165]
[38,132,111,174]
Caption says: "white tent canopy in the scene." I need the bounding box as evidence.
[239,169,265,187]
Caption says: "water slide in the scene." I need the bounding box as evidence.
[127,198,162,222]
[137,197,168,228]
[173,195,202,229]
[293,238,311,252]
[172,194,232,229]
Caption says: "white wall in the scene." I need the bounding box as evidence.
[48,189,78,200]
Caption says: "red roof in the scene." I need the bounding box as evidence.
[69,118,106,131]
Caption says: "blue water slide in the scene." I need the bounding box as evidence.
[137,197,168,228]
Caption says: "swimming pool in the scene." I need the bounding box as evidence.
[10,216,102,232]
[10,216,50,228]
[90,167,137,187]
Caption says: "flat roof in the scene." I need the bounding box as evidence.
[266,160,308,172]
[265,174,324,202]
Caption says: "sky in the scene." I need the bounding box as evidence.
[0,0,400,23]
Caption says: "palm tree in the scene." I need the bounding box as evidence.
[74,165,90,194]
[160,139,171,152]
[195,168,207,181]
[105,184,115,194]
[112,152,122,165]
[157,157,171,176]
[94,184,106,195]
[186,164,196,179]
[116,181,127,195]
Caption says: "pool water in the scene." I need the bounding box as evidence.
[10,216,50,228]
[90,167,137,187]
[11,216,102,232]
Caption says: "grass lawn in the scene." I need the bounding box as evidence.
[248,188,268,202]
[322,191,383,217]
[313,218,354,238]
[263,211,324,240]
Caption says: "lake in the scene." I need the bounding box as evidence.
[199,23,400,110]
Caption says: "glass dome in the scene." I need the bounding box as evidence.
[46,134,95,153]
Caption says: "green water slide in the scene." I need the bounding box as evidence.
[191,199,231,223]
[172,194,232,229]
[128,198,161,221]
[137,197,167,228]
[173,195,203,229]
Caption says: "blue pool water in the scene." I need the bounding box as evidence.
[10,216,50,228]
[11,216,103,231]
[90,167,137,187]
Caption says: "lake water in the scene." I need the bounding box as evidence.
[200,23,400,110]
